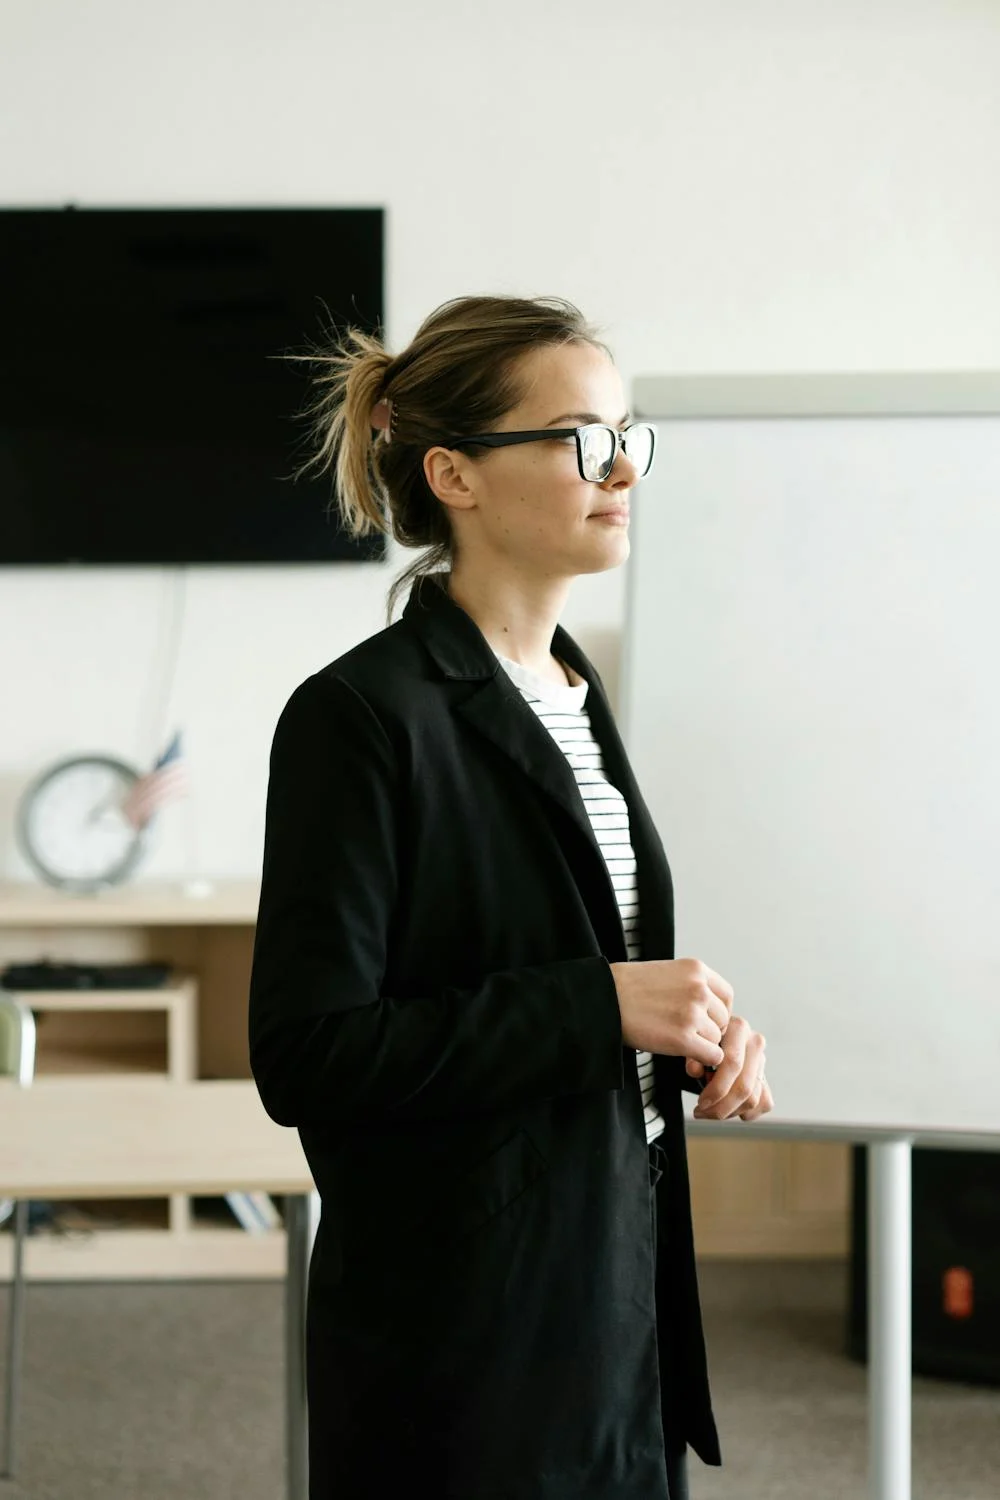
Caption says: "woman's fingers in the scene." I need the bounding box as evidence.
[739,1077,775,1122]
[701,965,735,1015]
[693,1055,746,1117]
[691,1034,726,1068]
[706,992,732,1034]
[693,1023,765,1119]
[684,1012,774,1123]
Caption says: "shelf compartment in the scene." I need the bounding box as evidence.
[14,976,198,1081]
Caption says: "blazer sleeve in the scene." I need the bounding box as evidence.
[248,673,625,1129]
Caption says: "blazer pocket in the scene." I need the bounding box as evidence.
[430,1127,549,1243]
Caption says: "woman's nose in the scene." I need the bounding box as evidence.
[600,448,639,490]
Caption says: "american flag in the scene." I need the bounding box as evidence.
[121,730,190,831]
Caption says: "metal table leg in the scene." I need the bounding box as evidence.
[869,1137,913,1500]
[1,1199,29,1479]
[285,1193,315,1500]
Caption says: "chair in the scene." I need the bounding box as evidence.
[0,992,36,1480]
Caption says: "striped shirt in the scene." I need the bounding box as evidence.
[494,651,666,1145]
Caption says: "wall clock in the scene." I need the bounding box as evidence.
[16,755,151,893]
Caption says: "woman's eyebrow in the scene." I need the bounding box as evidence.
[545,411,632,427]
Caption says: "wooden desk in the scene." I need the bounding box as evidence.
[0,879,270,1279]
[0,1078,315,1499]
[0,1079,311,1197]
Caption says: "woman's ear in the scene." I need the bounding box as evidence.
[423,446,477,512]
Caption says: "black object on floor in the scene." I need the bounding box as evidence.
[848,1144,1000,1385]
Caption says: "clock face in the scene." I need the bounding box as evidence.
[17,756,150,891]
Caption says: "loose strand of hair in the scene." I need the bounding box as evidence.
[283,325,392,539]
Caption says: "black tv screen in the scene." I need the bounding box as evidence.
[0,205,385,565]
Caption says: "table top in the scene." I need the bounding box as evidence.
[683,1101,1000,1150]
[3,1075,995,1203]
[0,1079,313,1197]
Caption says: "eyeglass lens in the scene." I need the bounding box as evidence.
[579,425,654,481]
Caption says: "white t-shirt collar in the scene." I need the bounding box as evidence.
[494,651,589,712]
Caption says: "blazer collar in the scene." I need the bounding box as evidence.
[401,569,592,687]
[401,571,671,963]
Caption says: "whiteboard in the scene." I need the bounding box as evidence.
[623,375,1000,1136]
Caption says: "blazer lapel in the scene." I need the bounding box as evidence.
[402,573,631,959]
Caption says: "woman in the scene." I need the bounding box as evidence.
[249,294,774,1500]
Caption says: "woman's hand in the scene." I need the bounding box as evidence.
[611,957,733,1068]
[686,1015,774,1122]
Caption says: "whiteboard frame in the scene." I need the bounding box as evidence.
[633,370,1000,419]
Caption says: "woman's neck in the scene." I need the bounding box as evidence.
[444,563,573,682]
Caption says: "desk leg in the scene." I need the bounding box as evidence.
[869,1137,913,1500]
[285,1194,314,1500]
[2,1199,29,1479]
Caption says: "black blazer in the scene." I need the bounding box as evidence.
[249,571,722,1499]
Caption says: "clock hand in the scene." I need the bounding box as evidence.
[86,794,123,825]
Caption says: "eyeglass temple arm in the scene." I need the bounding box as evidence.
[444,429,580,450]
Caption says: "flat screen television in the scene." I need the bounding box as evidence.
[0,205,385,565]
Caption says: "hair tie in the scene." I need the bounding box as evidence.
[370,397,393,441]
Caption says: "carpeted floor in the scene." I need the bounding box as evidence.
[1,1260,997,1498]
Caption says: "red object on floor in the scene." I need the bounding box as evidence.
[942,1266,974,1320]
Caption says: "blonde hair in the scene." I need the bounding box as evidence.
[290,294,611,623]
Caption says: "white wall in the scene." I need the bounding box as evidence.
[2,0,998,880]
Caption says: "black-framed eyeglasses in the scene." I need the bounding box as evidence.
[440,422,657,483]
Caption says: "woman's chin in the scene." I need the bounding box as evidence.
[594,528,631,561]
[575,531,630,575]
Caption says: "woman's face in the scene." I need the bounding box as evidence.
[424,340,640,581]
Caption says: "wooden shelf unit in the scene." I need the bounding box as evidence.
[0,879,285,1281]
[19,977,199,1239]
